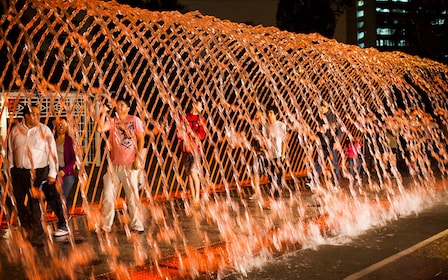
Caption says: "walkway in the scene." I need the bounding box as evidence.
[1,178,447,279]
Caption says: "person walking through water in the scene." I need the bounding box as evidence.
[97,97,145,233]
[8,104,69,246]
[250,110,269,202]
[314,100,342,186]
[344,137,363,180]
[266,105,287,198]
[177,101,206,206]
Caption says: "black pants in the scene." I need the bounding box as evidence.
[252,153,284,198]
[269,158,284,198]
[11,166,66,238]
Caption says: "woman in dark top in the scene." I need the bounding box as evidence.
[55,118,76,202]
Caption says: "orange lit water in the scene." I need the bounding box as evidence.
[0,0,447,279]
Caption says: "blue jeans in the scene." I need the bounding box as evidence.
[62,175,75,202]
[315,148,341,183]
[348,157,361,178]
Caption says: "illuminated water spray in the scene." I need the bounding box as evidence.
[0,0,447,278]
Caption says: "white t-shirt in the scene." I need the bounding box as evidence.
[8,122,58,178]
[268,121,287,159]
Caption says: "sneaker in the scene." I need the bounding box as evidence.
[131,228,144,234]
[305,183,312,190]
[54,228,69,237]
[101,226,111,233]
[1,229,11,239]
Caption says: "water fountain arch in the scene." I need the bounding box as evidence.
[1,0,448,278]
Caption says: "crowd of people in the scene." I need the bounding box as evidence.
[6,96,421,247]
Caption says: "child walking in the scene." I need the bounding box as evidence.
[344,137,363,179]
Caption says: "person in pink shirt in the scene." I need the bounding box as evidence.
[344,137,363,179]
[97,97,145,233]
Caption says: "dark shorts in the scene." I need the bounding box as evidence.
[253,152,269,176]
[181,153,200,176]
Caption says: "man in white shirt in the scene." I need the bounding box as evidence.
[266,105,287,198]
[8,104,68,245]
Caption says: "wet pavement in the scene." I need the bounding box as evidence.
[223,198,448,280]
[1,186,448,280]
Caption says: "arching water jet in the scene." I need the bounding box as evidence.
[0,0,447,278]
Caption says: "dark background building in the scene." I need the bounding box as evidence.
[176,0,448,65]
[343,0,448,64]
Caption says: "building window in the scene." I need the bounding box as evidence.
[357,32,365,40]
[432,18,445,26]
[376,39,395,47]
[398,39,408,47]
[377,28,395,35]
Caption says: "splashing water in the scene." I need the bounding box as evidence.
[0,0,447,278]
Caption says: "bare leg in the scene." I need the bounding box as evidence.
[187,175,195,202]
[251,173,262,199]
[189,172,201,203]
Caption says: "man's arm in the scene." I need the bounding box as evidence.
[96,105,110,133]
[133,131,145,170]
[133,116,146,170]
[281,128,288,161]
[7,127,14,169]
[45,126,58,183]
[197,117,206,141]
[137,131,144,153]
